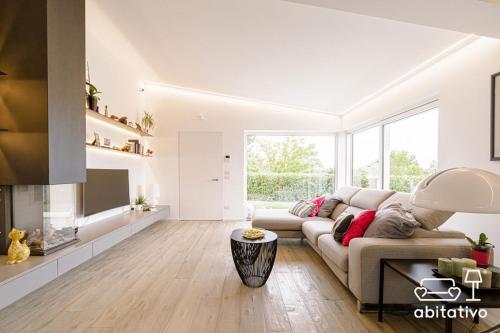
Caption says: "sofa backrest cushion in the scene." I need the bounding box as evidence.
[333,186,361,205]
[349,189,395,210]
[378,192,454,230]
[330,203,348,220]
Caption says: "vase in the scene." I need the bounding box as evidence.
[471,248,491,268]
[87,95,98,111]
[135,204,143,212]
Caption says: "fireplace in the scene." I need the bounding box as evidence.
[11,184,79,255]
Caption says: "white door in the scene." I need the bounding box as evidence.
[179,132,223,220]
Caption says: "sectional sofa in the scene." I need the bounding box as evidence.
[252,187,471,310]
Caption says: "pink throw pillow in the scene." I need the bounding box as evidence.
[342,210,376,246]
[307,196,325,217]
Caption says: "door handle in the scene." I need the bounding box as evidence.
[211,178,219,181]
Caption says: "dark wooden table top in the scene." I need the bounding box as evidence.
[384,259,500,307]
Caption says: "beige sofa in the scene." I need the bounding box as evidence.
[252,187,470,309]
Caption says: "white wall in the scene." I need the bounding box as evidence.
[83,0,157,223]
[144,84,341,220]
[343,37,500,265]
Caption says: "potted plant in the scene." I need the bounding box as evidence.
[141,111,155,133]
[466,233,494,267]
[86,82,101,111]
[134,195,147,212]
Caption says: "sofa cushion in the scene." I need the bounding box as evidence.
[342,210,376,246]
[379,192,453,230]
[318,234,349,272]
[252,210,305,230]
[332,186,361,205]
[332,213,354,242]
[330,203,348,220]
[350,189,395,210]
[289,200,317,217]
[317,195,341,218]
[364,203,421,239]
[252,209,333,231]
[302,220,335,245]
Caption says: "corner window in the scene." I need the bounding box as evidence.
[384,109,438,192]
[350,107,439,193]
[352,127,381,189]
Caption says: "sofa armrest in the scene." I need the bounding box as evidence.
[348,237,470,305]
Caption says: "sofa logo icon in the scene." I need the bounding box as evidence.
[414,278,462,302]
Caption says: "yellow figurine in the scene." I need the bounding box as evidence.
[7,228,30,265]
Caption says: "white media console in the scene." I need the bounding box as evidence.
[0,205,169,310]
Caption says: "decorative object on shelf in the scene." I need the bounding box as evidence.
[7,228,30,265]
[451,257,477,277]
[242,228,265,240]
[141,111,155,134]
[147,148,154,157]
[134,195,147,211]
[121,143,132,152]
[91,132,101,147]
[86,110,153,137]
[103,138,111,147]
[86,63,101,112]
[119,116,128,125]
[437,258,453,277]
[85,82,101,112]
[491,71,500,160]
[147,184,160,208]
[466,232,494,267]
[104,105,109,117]
[135,122,143,131]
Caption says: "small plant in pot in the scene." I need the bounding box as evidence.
[141,111,155,134]
[466,233,494,267]
[134,195,147,212]
[86,82,101,111]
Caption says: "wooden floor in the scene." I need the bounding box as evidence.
[0,220,498,333]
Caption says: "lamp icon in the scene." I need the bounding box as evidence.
[464,269,482,302]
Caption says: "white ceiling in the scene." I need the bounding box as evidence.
[287,0,500,39]
[94,0,469,114]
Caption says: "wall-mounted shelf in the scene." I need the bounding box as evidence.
[86,143,152,158]
[85,109,152,137]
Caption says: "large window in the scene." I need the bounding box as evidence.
[246,134,335,209]
[352,127,381,189]
[385,109,438,192]
[351,107,438,192]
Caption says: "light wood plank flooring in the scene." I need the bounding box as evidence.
[0,220,498,332]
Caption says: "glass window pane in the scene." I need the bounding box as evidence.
[352,127,381,189]
[246,135,335,210]
[385,109,438,192]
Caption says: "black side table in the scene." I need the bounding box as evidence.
[230,228,278,288]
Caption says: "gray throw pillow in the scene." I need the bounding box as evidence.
[332,213,355,242]
[317,195,341,218]
[364,203,421,239]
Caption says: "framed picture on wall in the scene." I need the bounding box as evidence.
[491,72,500,160]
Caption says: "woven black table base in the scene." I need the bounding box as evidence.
[230,229,278,288]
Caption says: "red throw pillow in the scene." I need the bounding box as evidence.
[307,196,325,217]
[342,210,376,246]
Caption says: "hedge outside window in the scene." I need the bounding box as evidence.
[246,134,335,209]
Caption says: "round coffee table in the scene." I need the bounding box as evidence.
[230,228,278,288]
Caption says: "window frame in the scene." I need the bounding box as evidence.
[349,99,439,191]
[244,131,338,204]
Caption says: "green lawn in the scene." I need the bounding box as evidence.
[249,201,293,210]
